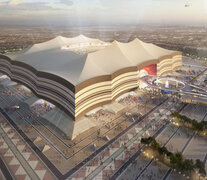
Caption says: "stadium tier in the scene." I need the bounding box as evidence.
[0,35,182,120]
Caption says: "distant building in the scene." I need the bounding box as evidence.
[0,35,182,120]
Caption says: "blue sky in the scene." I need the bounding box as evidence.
[0,0,207,26]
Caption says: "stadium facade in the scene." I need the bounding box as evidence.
[0,35,182,120]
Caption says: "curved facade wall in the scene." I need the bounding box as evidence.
[0,52,182,120]
[75,53,182,119]
[0,55,75,118]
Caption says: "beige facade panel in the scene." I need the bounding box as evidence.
[75,54,182,119]
[0,36,182,121]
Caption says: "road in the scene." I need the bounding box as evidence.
[0,81,171,180]
[83,101,182,179]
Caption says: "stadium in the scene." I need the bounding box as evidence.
[0,35,182,121]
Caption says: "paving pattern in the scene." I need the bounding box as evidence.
[0,75,198,180]
[70,100,181,180]
[0,116,54,180]
[118,102,207,180]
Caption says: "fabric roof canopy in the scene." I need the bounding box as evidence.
[8,35,175,86]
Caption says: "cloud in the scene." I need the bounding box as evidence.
[99,0,135,7]
[59,0,73,6]
[0,1,56,11]
[17,2,53,10]
[0,0,206,27]
[8,0,26,6]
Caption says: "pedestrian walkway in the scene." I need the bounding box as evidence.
[0,115,54,180]
[71,100,178,180]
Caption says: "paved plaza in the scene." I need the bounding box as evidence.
[0,62,206,180]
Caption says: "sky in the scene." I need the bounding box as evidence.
[0,0,207,27]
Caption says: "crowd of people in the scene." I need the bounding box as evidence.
[89,109,115,126]
[31,101,55,116]
[15,85,34,98]
[118,95,139,106]
[0,75,10,82]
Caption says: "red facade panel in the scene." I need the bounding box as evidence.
[140,64,157,75]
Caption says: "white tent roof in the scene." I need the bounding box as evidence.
[8,35,176,86]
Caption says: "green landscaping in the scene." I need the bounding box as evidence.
[171,112,207,135]
[141,137,206,177]
[0,48,22,54]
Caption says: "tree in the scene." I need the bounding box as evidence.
[170,152,183,169]
[182,159,194,171]
[158,147,168,156]
[195,159,206,176]
[151,141,159,151]
[141,137,155,145]
[174,152,183,162]
[166,151,173,158]
[195,123,204,131]
[170,154,177,166]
